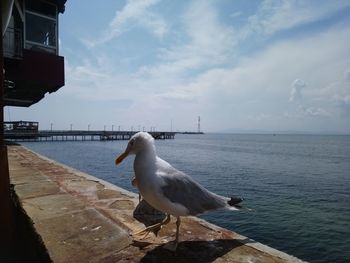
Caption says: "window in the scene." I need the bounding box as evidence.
[25,3,58,54]
[26,12,56,46]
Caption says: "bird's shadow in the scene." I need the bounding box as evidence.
[133,199,166,235]
[140,238,255,263]
[132,201,257,262]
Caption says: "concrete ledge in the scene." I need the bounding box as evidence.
[8,145,305,262]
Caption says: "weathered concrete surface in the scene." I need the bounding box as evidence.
[8,145,305,263]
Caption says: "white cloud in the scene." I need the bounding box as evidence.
[231,11,242,18]
[140,12,168,38]
[288,79,333,118]
[137,0,236,78]
[290,79,306,102]
[242,0,350,37]
[83,0,167,47]
[68,22,350,126]
[344,68,350,81]
[154,22,350,130]
[298,105,330,117]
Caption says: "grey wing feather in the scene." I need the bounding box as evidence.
[160,167,227,215]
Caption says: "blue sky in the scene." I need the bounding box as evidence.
[5,0,350,133]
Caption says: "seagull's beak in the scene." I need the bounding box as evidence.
[115,151,129,165]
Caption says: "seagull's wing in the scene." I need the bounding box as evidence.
[156,158,227,215]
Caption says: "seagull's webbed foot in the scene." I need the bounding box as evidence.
[133,214,171,239]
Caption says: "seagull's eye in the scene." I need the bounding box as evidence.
[129,140,135,146]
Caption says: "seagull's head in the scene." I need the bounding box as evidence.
[115,132,155,165]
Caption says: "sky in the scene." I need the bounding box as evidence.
[5,0,350,133]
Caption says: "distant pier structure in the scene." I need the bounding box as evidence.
[4,121,175,142]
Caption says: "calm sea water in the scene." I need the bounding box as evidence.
[22,134,350,262]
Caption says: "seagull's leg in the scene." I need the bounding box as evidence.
[133,214,171,239]
[138,193,141,203]
[164,216,181,251]
[175,216,181,245]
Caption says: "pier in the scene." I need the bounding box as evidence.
[4,121,175,141]
[3,121,209,142]
[4,129,176,142]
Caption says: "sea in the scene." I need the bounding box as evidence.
[21,133,350,263]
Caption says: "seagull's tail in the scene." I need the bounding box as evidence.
[227,196,244,210]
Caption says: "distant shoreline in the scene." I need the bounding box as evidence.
[200,131,350,136]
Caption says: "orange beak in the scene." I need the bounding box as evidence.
[115,151,129,165]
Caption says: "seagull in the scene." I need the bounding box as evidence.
[115,132,243,250]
